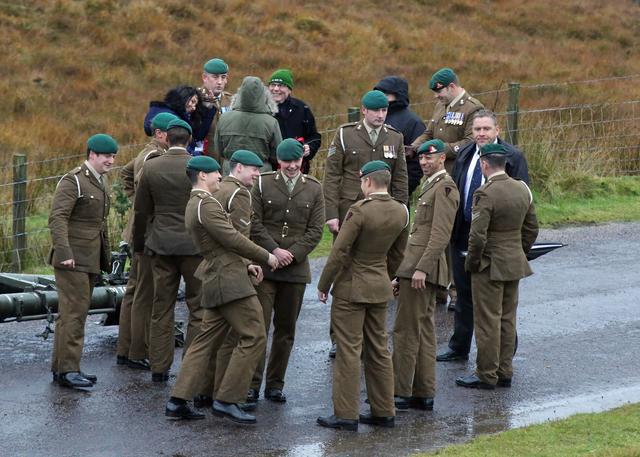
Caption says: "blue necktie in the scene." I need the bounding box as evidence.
[464,157,482,222]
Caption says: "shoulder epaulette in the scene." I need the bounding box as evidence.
[260,171,277,177]
[339,121,358,129]
[383,123,400,134]
[302,174,321,184]
[463,95,484,107]
[71,166,82,175]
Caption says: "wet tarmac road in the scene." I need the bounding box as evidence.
[1,222,639,457]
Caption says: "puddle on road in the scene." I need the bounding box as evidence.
[510,384,640,427]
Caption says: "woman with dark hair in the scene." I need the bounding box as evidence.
[143,85,216,155]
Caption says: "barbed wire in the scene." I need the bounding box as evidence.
[519,74,640,90]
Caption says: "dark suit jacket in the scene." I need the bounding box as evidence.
[450,138,529,250]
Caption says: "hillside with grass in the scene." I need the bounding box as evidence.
[1,0,639,157]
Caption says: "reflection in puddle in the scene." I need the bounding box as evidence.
[284,442,323,457]
[510,384,640,427]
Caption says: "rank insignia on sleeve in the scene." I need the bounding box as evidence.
[328,145,336,157]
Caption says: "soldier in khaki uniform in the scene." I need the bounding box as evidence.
[49,134,118,389]
[132,119,204,381]
[456,144,538,390]
[248,138,325,403]
[197,58,232,159]
[165,156,278,424]
[190,149,264,408]
[392,139,459,411]
[323,89,408,356]
[410,68,484,310]
[317,160,409,432]
[117,113,176,370]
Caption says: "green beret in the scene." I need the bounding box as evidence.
[186,156,221,173]
[87,134,118,154]
[203,58,229,74]
[361,90,389,110]
[151,113,179,132]
[230,149,264,167]
[360,160,391,177]
[417,139,446,155]
[429,67,457,91]
[269,69,294,90]
[167,118,192,135]
[276,138,304,161]
[479,143,507,157]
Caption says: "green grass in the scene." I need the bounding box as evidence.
[419,403,640,457]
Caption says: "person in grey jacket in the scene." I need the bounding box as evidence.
[213,76,282,173]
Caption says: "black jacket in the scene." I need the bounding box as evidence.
[450,138,530,250]
[374,76,426,190]
[275,96,321,173]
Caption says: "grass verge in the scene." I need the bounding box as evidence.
[418,403,640,457]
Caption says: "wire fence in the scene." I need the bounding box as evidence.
[1,75,639,272]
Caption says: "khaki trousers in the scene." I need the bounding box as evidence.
[392,279,437,398]
[116,253,153,360]
[250,280,306,391]
[331,298,395,420]
[51,269,97,374]
[149,254,203,374]
[171,296,266,404]
[471,268,519,384]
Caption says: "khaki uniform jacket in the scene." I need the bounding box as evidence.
[197,87,232,161]
[251,171,325,283]
[212,175,253,237]
[120,139,167,243]
[132,147,198,255]
[323,121,408,221]
[411,91,484,168]
[465,173,539,280]
[48,163,111,274]
[318,194,409,303]
[185,189,270,308]
[396,173,459,286]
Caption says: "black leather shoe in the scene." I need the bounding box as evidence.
[456,374,495,390]
[80,372,97,384]
[497,378,512,388]
[409,397,434,411]
[58,372,93,389]
[165,398,205,420]
[152,372,169,382]
[116,355,128,365]
[212,400,256,424]
[316,414,358,431]
[246,388,259,402]
[265,388,287,403]
[127,358,150,370]
[436,349,469,362]
[358,413,394,428]
[239,402,257,412]
[329,343,337,359]
[193,395,213,408]
[394,396,410,411]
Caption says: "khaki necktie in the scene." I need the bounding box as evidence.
[286,178,295,193]
[369,129,378,144]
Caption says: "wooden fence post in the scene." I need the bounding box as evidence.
[12,153,27,272]
[506,82,520,146]
[347,107,360,123]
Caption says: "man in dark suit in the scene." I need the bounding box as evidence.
[437,110,530,362]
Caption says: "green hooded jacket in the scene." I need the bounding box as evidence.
[213,76,282,169]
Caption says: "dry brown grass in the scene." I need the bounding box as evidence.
[0,0,639,270]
